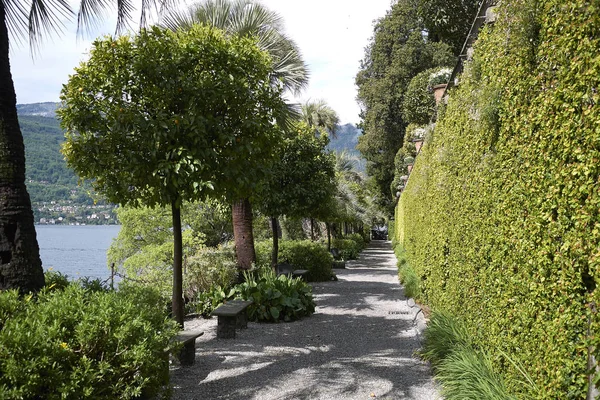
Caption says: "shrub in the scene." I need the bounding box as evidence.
[331,238,360,260]
[0,285,179,399]
[184,246,238,300]
[44,269,70,292]
[254,239,274,271]
[188,284,235,317]
[234,270,315,322]
[347,233,367,251]
[278,240,333,281]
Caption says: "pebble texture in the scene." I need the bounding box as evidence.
[170,240,441,400]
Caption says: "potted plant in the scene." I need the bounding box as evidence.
[428,68,452,105]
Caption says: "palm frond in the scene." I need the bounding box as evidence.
[4,0,28,46]
[28,0,73,51]
[161,0,309,94]
[301,99,340,138]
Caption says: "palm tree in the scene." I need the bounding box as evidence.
[163,0,309,269]
[0,0,172,293]
[301,99,340,138]
[299,99,340,240]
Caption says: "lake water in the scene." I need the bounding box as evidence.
[36,225,121,281]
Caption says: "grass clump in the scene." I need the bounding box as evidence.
[421,311,517,400]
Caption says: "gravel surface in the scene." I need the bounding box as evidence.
[170,240,441,400]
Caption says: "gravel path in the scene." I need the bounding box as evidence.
[170,240,440,400]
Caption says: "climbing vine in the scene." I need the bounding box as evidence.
[395,0,600,397]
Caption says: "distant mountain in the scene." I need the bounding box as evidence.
[17,102,60,118]
[328,123,365,171]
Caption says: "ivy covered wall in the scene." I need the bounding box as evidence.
[395,0,600,397]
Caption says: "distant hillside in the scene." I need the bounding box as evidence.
[16,103,117,224]
[17,102,60,118]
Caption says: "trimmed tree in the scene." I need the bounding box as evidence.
[59,26,286,326]
[163,0,308,269]
[256,122,336,267]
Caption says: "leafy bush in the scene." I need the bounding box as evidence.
[331,238,361,260]
[346,233,367,251]
[187,284,234,317]
[184,246,238,299]
[394,0,600,396]
[0,285,179,399]
[234,270,315,322]
[254,239,274,271]
[44,269,70,292]
[278,240,333,281]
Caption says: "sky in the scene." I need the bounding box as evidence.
[9,0,393,125]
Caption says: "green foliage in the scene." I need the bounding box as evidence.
[278,240,333,282]
[188,284,235,317]
[331,236,366,261]
[280,216,307,240]
[395,0,600,396]
[437,348,517,400]
[398,264,420,299]
[59,26,286,208]
[402,69,437,125]
[355,0,455,215]
[421,312,517,399]
[0,285,178,399]
[417,0,480,56]
[235,270,315,322]
[43,269,70,292]
[184,246,238,300]
[108,202,234,298]
[255,122,337,222]
[420,311,472,369]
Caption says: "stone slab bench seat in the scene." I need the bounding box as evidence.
[211,300,253,339]
[173,330,204,366]
[276,263,309,280]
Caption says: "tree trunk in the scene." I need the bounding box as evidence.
[0,10,44,293]
[232,198,256,269]
[270,216,278,270]
[310,218,314,241]
[326,222,331,251]
[171,201,184,328]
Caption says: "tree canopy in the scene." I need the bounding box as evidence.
[355,0,460,215]
[59,25,287,325]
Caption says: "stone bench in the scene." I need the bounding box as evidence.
[173,330,204,366]
[211,300,253,339]
[276,262,309,281]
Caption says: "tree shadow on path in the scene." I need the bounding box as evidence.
[170,240,439,400]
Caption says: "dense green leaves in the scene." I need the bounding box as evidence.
[355,0,454,215]
[395,0,600,397]
[59,25,286,207]
[256,122,336,221]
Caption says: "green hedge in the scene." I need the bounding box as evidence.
[0,285,178,399]
[255,239,333,281]
[395,0,600,397]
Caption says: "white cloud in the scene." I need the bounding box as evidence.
[10,0,393,124]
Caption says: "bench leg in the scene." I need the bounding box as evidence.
[217,316,237,339]
[236,312,248,329]
[177,340,196,366]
